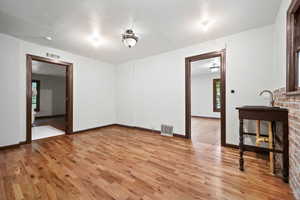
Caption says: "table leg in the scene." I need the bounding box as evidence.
[268,122,274,174]
[239,119,244,171]
[282,120,289,182]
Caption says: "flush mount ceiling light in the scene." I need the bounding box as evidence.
[209,63,220,73]
[122,29,138,48]
[200,19,214,31]
[88,34,104,47]
[44,36,52,41]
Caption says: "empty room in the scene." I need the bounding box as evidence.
[0,0,299,200]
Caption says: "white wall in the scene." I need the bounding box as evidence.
[32,74,66,117]
[191,73,220,118]
[0,33,116,146]
[116,25,274,145]
[274,0,292,89]
[0,34,22,146]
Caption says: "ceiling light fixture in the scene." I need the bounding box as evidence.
[210,63,220,73]
[122,29,138,48]
[45,36,52,41]
[200,19,214,32]
[88,34,104,47]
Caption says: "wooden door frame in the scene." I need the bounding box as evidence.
[185,49,226,146]
[26,54,73,143]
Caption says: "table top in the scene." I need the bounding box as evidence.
[236,106,288,112]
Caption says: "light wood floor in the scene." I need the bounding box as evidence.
[191,117,220,145]
[0,126,294,200]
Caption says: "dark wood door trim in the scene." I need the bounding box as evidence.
[185,49,226,146]
[286,0,300,94]
[26,54,73,143]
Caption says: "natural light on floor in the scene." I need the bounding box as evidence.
[32,125,64,140]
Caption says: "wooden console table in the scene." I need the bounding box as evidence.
[236,106,289,182]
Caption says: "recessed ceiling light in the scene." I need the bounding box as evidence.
[88,34,105,47]
[200,19,214,31]
[210,62,220,73]
[45,36,52,41]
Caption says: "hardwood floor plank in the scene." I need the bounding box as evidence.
[191,117,220,145]
[0,126,295,200]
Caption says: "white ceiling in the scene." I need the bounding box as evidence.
[0,0,281,64]
[191,57,220,76]
[32,61,66,77]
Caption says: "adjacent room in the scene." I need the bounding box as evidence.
[191,56,221,145]
[31,60,67,140]
[0,0,299,200]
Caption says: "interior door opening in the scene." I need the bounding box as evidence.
[185,50,226,146]
[26,55,73,143]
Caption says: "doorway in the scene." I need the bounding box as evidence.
[185,50,226,146]
[26,55,73,143]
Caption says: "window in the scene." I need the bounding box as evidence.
[32,80,40,112]
[213,79,221,112]
[287,0,300,94]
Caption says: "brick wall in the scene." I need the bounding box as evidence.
[274,88,300,199]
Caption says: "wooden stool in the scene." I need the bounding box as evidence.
[256,120,274,173]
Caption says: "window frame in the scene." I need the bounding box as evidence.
[287,0,300,95]
[213,78,221,112]
[32,80,40,112]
